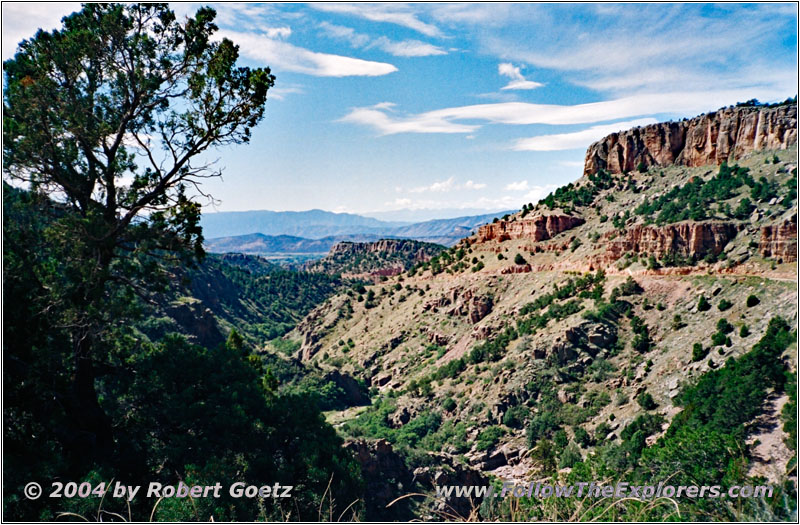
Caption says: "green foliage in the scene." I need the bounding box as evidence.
[634,162,754,224]
[783,373,797,451]
[476,425,506,451]
[527,411,559,447]
[442,397,457,412]
[502,405,530,429]
[746,294,760,307]
[573,427,592,447]
[514,253,527,265]
[740,324,750,337]
[692,342,709,362]
[697,295,711,311]
[542,169,616,209]
[636,391,657,410]
[717,298,733,311]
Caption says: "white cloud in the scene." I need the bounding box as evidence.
[409,177,455,193]
[406,177,487,193]
[498,62,543,90]
[505,181,530,191]
[311,4,442,37]
[512,118,658,151]
[371,37,447,57]
[339,107,477,134]
[268,84,305,100]
[318,21,370,47]
[340,88,792,134]
[217,29,397,77]
[481,4,797,96]
[318,22,446,57]
[264,26,291,39]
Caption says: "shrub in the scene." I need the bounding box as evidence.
[711,332,727,346]
[746,295,760,307]
[692,343,708,362]
[476,425,505,451]
[559,442,582,468]
[740,324,750,337]
[502,405,529,429]
[717,299,733,311]
[573,427,592,447]
[697,296,711,311]
[514,253,526,265]
[637,392,657,410]
[442,397,457,412]
[527,412,559,447]
[716,318,734,334]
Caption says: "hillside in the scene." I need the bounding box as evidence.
[307,239,445,279]
[283,103,798,520]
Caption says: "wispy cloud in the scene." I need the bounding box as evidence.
[481,4,797,96]
[217,29,397,77]
[311,3,442,37]
[319,21,446,57]
[371,36,446,57]
[340,89,784,135]
[512,118,658,151]
[498,62,543,90]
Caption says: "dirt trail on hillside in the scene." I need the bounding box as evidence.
[746,393,794,484]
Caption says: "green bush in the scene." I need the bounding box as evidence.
[746,294,760,307]
[559,442,582,468]
[442,397,457,412]
[697,295,711,311]
[476,425,505,451]
[573,427,592,447]
[514,253,526,265]
[636,392,657,410]
[502,405,529,429]
[692,343,708,362]
[717,299,733,311]
[740,324,750,337]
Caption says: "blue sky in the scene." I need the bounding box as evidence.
[3,2,798,215]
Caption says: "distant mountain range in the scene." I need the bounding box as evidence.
[202,209,515,255]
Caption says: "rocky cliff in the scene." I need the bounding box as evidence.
[605,221,742,260]
[476,214,584,243]
[760,215,798,262]
[584,104,797,175]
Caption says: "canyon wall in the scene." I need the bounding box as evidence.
[759,215,798,262]
[584,104,797,175]
[476,214,584,243]
[604,221,742,259]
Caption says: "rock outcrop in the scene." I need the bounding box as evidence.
[477,214,584,242]
[760,215,797,262]
[584,104,797,175]
[605,221,741,259]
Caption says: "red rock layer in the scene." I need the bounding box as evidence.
[605,221,741,259]
[584,104,797,175]
[476,214,584,243]
[759,215,797,262]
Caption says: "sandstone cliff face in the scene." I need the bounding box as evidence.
[605,221,741,259]
[760,215,797,262]
[477,214,584,242]
[584,104,797,175]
